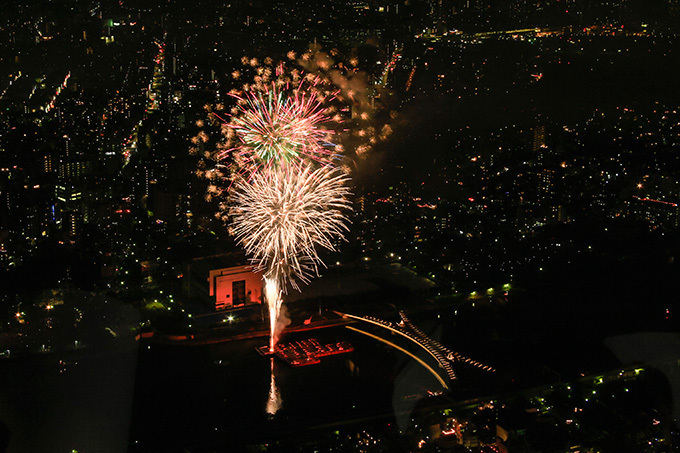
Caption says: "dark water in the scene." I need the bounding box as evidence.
[0,296,644,453]
[0,325,445,452]
[129,327,444,451]
[0,346,139,453]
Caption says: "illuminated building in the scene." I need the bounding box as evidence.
[42,154,53,173]
[55,183,84,235]
[66,209,82,237]
[531,125,546,161]
[184,253,264,311]
[208,265,263,311]
[538,168,554,202]
[58,160,91,179]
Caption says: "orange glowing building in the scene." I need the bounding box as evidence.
[184,253,264,311]
[208,265,263,311]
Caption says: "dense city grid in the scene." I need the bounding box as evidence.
[1,1,680,452]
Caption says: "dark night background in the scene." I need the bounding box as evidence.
[1,0,680,451]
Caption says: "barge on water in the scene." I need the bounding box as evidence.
[257,338,353,366]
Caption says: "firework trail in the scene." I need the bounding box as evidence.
[229,163,351,350]
[264,277,283,352]
[266,357,282,415]
[197,51,396,351]
[213,58,351,352]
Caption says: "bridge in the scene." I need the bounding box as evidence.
[335,310,495,387]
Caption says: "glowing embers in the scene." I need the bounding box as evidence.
[257,338,353,367]
[229,164,352,293]
[266,357,282,416]
[227,84,338,170]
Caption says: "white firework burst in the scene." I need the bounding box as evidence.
[229,163,351,292]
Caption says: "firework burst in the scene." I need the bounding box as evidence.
[229,163,352,292]
[224,83,339,170]
[194,50,399,352]
[203,50,394,177]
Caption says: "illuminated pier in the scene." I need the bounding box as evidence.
[336,310,495,384]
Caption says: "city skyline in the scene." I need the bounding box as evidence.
[1,1,680,451]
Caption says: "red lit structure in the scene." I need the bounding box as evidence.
[184,253,264,311]
[208,265,263,311]
[257,338,354,367]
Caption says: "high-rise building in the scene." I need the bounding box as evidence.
[58,160,91,180]
[531,125,546,162]
[64,135,71,157]
[42,154,53,173]
[538,168,555,202]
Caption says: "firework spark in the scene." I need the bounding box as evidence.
[229,163,352,292]
[225,83,339,170]
[197,52,396,182]
[264,276,282,352]
[266,357,282,415]
[195,52,396,352]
